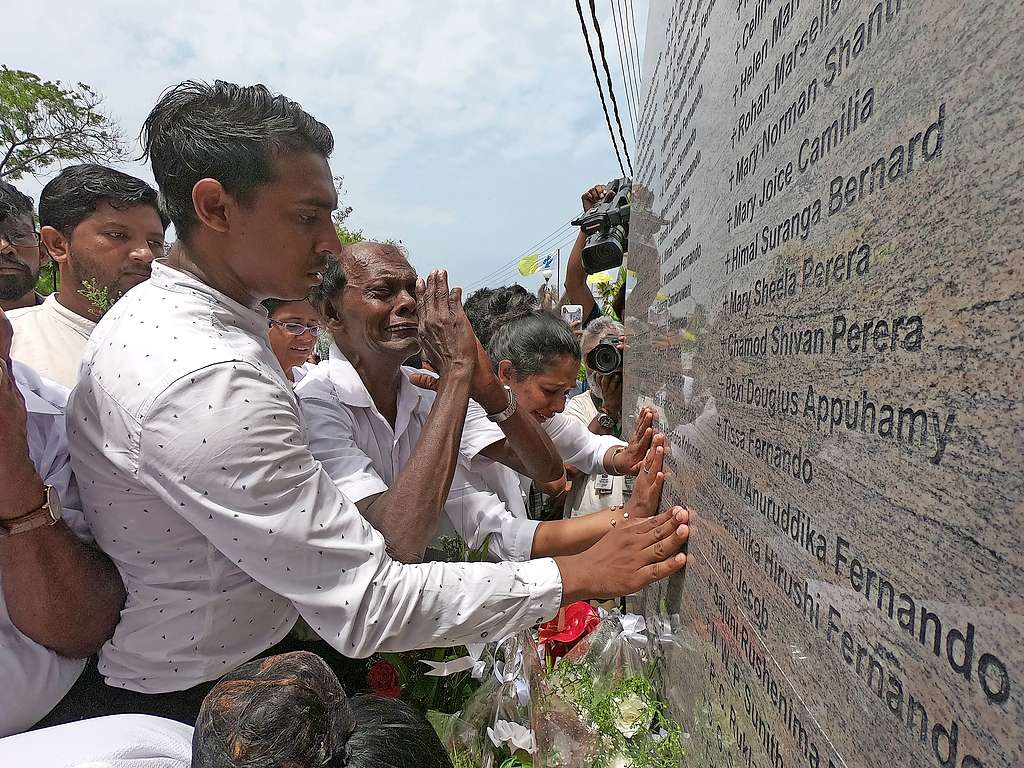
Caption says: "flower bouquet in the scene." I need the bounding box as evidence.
[445,636,536,768]
[528,609,688,768]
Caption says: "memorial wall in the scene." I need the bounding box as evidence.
[624,1,1023,766]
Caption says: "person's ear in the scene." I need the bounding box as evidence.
[39,226,70,266]
[318,296,346,337]
[496,359,515,385]
[192,178,233,234]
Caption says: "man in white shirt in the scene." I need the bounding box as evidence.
[0,181,47,313]
[0,309,125,736]
[59,79,690,723]
[297,248,669,563]
[8,164,168,388]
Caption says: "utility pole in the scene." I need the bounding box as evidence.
[555,247,561,301]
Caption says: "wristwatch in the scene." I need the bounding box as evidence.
[486,385,518,423]
[0,485,61,537]
[597,412,618,432]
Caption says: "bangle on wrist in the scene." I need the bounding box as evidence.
[608,505,629,527]
[608,445,625,474]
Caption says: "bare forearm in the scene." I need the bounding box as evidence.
[564,230,597,316]
[475,385,562,483]
[363,371,473,562]
[0,523,125,658]
[533,507,620,557]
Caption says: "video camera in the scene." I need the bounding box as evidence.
[571,177,631,274]
[586,336,623,373]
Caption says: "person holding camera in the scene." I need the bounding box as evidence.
[564,183,629,328]
[564,315,630,517]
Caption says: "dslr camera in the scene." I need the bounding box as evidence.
[571,177,631,274]
[586,336,623,373]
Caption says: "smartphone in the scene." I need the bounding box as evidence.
[561,304,583,326]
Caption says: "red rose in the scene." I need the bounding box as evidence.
[367,660,401,698]
[539,602,600,661]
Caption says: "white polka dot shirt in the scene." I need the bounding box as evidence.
[66,262,563,694]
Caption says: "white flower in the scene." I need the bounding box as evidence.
[613,693,648,738]
[607,754,632,768]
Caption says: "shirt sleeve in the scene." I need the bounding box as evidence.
[296,393,389,504]
[444,464,540,562]
[137,363,562,657]
[458,399,505,461]
[543,412,625,475]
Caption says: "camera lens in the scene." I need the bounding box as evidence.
[588,343,622,373]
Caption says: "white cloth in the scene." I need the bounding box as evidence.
[67,261,562,693]
[563,391,627,517]
[0,714,193,768]
[0,363,89,737]
[294,347,541,562]
[455,400,624,522]
[8,294,96,389]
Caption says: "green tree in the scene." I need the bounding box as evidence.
[0,67,127,180]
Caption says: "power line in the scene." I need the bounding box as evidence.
[620,0,644,112]
[610,0,639,140]
[625,0,644,93]
[465,221,576,290]
[468,230,580,292]
[574,0,628,177]
[588,0,633,175]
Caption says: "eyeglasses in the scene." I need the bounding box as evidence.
[270,319,320,337]
[0,229,40,249]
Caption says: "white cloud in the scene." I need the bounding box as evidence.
[6,0,647,287]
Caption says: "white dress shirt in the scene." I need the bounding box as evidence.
[563,391,627,517]
[294,347,542,562]
[457,400,625,509]
[0,363,88,737]
[0,714,193,768]
[8,294,96,389]
[67,261,562,693]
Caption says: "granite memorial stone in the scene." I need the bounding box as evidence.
[624,1,1023,767]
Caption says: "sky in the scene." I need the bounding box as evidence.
[5,0,648,293]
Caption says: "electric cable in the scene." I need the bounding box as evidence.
[610,0,639,141]
[588,0,633,175]
[574,0,628,177]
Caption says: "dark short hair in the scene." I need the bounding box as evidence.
[39,164,167,235]
[464,285,539,347]
[142,80,334,241]
[192,651,451,768]
[487,308,580,377]
[262,297,315,317]
[0,180,34,223]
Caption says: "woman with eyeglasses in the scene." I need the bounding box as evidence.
[263,298,321,383]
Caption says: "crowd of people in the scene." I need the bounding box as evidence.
[0,79,691,766]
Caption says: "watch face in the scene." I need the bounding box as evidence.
[45,484,62,523]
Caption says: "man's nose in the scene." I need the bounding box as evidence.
[130,242,157,263]
[395,289,417,316]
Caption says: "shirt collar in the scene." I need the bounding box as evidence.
[149,260,269,337]
[326,344,423,437]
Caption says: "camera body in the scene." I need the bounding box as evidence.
[571,177,631,274]
[586,335,623,373]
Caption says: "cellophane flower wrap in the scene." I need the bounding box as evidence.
[446,636,535,768]
[528,611,689,768]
